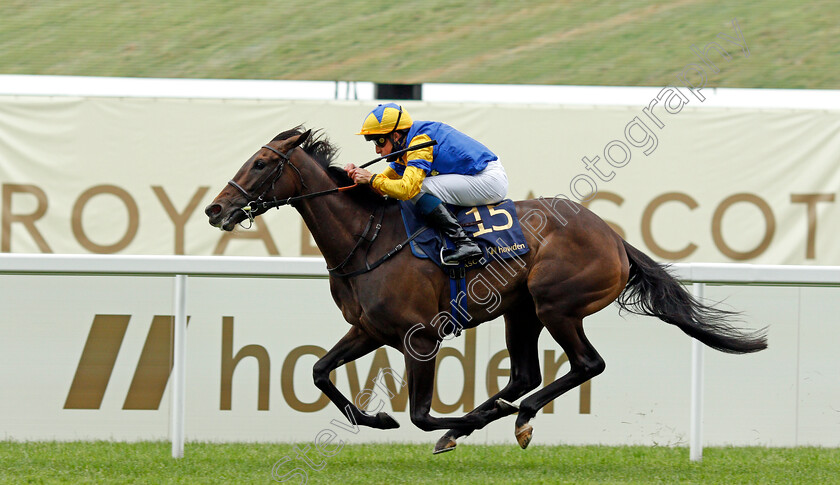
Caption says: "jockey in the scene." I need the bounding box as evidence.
[345,103,508,265]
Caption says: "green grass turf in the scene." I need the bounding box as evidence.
[1,441,838,484]
[1,0,838,88]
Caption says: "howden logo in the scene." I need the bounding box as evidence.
[64,314,189,410]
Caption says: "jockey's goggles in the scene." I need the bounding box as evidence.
[365,134,389,148]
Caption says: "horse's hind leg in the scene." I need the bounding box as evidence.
[434,301,544,454]
[402,335,513,435]
[514,315,605,449]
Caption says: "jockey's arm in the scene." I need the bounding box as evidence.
[370,134,434,200]
[378,166,401,180]
[371,165,426,200]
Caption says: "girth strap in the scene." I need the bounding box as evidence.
[329,224,429,279]
[326,211,381,274]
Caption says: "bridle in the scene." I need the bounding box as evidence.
[223,138,428,278]
[227,144,308,225]
[228,143,364,230]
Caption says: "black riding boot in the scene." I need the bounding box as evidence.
[425,204,482,265]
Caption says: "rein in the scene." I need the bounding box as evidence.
[242,184,358,214]
[229,144,357,228]
[228,140,425,278]
[237,139,437,215]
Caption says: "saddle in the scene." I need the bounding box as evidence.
[398,199,530,336]
[398,199,530,269]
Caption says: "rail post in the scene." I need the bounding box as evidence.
[171,274,188,458]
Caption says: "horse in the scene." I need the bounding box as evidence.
[205,127,767,453]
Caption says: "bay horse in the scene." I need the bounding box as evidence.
[205,127,767,453]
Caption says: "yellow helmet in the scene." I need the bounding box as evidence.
[356,103,413,136]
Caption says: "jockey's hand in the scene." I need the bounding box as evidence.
[349,167,373,184]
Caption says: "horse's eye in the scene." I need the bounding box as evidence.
[254,159,266,170]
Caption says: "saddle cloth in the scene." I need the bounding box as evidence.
[398,199,530,269]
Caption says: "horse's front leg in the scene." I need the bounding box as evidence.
[313,326,399,430]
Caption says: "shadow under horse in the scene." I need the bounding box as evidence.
[205,128,767,453]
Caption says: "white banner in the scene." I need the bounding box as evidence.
[2,96,840,264]
[1,92,839,447]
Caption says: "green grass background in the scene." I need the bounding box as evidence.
[1,0,838,88]
[2,442,839,484]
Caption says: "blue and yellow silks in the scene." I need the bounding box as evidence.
[370,121,498,200]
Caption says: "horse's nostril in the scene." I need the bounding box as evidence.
[205,204,222,217]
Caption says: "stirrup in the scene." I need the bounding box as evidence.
[440,245,481,266]
[440,247,459,266]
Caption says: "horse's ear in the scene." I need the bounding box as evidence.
[288,129,312,149]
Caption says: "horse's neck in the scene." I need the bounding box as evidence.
[293,163,378,268]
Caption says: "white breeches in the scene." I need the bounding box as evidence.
[412,159,508,207]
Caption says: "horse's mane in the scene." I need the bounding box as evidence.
[273,126,394,207]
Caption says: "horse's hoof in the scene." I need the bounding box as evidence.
[433,436,457,454]
[376,412,400,429]
[496,398,519,414]
[515,423,533,449]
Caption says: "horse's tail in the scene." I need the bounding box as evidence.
[617,240,767,354]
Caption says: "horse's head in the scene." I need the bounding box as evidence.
[205,130,311,231]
